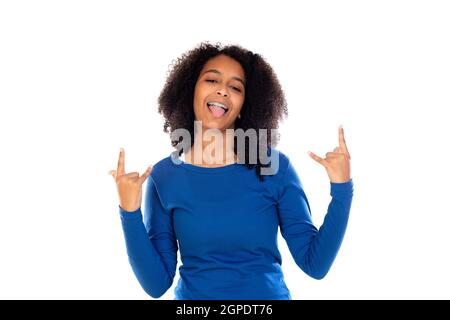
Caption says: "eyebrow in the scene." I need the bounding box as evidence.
[202,69,246,87]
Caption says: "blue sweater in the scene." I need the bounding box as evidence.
[119,149,354,299]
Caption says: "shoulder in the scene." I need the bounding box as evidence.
[265,147,291,177]
[151,154,174,173]
[148,154,179,185]
[258,148,297,199]
[267,147,303,187]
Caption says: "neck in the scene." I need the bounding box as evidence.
[184,124,237,167]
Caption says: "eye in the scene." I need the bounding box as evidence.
[206,79,217,83]
[231,86,241,92]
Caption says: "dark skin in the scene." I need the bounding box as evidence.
[185,54,246,167]
[109,55,352,211]
[108,127,352,211]
[108,55,246,210]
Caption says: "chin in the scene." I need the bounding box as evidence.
[202,121,226,131]
[200,118,235,131]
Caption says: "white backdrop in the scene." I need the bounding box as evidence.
[1,0,449,299]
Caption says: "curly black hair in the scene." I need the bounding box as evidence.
[158,42,288,181]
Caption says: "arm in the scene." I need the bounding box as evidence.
[120,175,178,298]
[278,159,354,279]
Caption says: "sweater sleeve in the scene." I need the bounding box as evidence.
[119,175,178,298]
[277,158,354,280]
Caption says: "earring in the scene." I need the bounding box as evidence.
[238,114,241,119]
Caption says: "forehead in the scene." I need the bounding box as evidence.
[200,55,245,78]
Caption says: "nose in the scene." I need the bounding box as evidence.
[216,88,229,97]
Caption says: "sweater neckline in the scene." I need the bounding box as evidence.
[169,156,244,173]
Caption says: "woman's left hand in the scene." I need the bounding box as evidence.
[308,125,352,183]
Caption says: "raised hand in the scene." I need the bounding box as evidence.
[308,125,352,183]
[109,148,152,212]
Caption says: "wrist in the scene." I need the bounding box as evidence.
[119,204,141,213]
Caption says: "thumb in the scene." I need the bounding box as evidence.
[308,151,326,166]
[138,165,153,184]
[108,170,117,179]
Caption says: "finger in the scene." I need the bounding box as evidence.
[117,148,125,175]
[326,152,340,158]
[125,172,139,178]
[308,151,327,167]
[138,166,153,184]
[108,170,116,179]
[338,125,350,157]
[333,147,341,152]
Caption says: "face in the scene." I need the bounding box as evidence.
[193,54,246,131]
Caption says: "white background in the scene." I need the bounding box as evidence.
[1,0,449,299]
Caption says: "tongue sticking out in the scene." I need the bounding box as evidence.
[208,105,226,118]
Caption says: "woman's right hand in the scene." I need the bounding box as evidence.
[109,148,152,212]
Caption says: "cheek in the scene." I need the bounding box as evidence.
[194,83,209,103]
[233,95,245,112]
[193,85,205,107]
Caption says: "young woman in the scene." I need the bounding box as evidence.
[109,42,354,300]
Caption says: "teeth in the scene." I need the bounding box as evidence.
[207,101,228,111]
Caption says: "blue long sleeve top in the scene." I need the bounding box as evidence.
[119,149,354,300]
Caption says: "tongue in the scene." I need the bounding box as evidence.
[209,105,225,118]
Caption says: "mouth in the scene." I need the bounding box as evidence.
[206,101,229,119]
